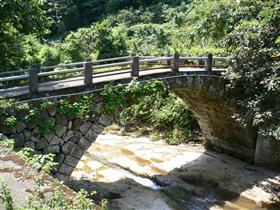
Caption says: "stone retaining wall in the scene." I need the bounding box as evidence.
[255,135,280,171]
[0,97,113,180]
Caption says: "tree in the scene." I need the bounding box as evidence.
[223,1,280,140]
[0,0,48,71]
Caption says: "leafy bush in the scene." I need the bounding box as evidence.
[17,147,58,174]
[102,84,125,116]
[126,23,171,55]
[223,2,280,139]
[57,95,99,118]
[0,137,15,151]
[0,179,16,210]
[4,116,17,127]
[39,45,61,66]
[102,79,198,144]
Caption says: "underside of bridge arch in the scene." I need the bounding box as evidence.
[173,87,257,162]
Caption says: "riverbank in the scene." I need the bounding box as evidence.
[0,144,101,209]
[70,133,280,210]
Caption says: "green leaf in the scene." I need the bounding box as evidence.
[276,36,280,44]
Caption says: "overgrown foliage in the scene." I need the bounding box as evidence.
[17,147,58,174]
[0,0,48,71]
[102,79,198,144]
[4,0,276,71]
[223,1,280,140]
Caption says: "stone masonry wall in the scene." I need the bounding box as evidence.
[0,96,113,180]
[169,76,258,162]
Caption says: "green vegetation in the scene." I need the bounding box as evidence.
[0,178,104,210]
[0,1,48,71]
[3,116,17,127]
[102,79,198,144]
[57,95,99,118]
[1,1,277,71]
[223,3,280,140]
[17,147,58,174]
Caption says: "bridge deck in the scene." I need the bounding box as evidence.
[0,67,225,98]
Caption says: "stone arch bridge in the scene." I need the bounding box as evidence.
[0,55,277,179]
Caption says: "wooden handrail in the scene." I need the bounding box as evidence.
[139,57,172,63]
[38,67,84,77]
[93,56,131,63]
[0,54,229,97]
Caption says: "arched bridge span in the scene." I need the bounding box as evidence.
[0,73,259,180]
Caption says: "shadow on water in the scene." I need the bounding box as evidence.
[66,148,280,210]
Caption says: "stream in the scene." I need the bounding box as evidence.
[69,133,280,210]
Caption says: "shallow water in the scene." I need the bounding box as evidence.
[71,133,280,210]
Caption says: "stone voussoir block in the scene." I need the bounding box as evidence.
[44,145,60,154]
[47,105,57,117]
[70,145,84,159]
[64,155,80,168]
[73,118,82,130]
[68,121,73,129]
[44,133,54,143]
[35,138,48,150]
[59,163,74,175]
[69,136,79,143]
[91,123,104,134]
[55,154,65,164]
[62,141,76,155]
[57,116,68,126]
[98,114,112,126]
[85,128,98,142]
[54,172,69,181]
[63,130,74,142]
[24,141,35,149]
[78,137,92,150]
[55,125,67,138]
[79,122,92,134]
[23,129,31,141]
[0,125,16,135]
[50,135,64,146]
[10,133,25,147]
[16,121,26,133]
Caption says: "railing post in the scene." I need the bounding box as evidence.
[206,54,213,73]
[171,53,180,72]
[131,56,139,77]
[84,58,93,85]
[166,53,171,66]
[29,65,40,95]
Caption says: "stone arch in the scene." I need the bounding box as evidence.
[53,113,114,180]
[166,75,257,162]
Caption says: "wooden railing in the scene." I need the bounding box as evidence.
[0,54,229,96]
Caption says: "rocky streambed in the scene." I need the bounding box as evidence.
[69,133,280,210]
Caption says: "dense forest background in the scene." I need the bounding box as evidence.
[0,0,277,71]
